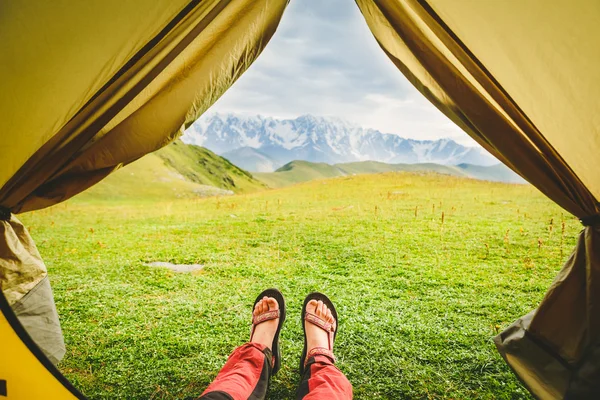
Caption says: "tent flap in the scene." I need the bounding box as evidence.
[0,0,192,192]
[0,215,47,305]
[494,311,570,399]
[0,216,64,364]
[355,0,600,397]
[529,227,600,364]
[495,227,600,399]
[12,276,66,365]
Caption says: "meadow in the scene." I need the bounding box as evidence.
[19,172,580,399]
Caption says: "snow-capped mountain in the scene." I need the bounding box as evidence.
[182,113,497,172]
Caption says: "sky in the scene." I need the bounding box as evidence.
[208,0,477,146]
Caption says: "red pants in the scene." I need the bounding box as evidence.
[198,343,352,399]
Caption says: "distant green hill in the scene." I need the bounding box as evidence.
[77,140,264,202]
[255,160,525,188]
[255,160,347,188]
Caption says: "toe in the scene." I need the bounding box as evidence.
[256,299,263,314]
[267,297,279,312]
[316,300,324,316]
[260,299,267,314]
[308,299,318,313]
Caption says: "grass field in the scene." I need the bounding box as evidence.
[19,172,580,399]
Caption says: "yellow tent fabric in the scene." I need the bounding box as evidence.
[428,0,600,201]
[0,292,79,399]
[355,0,600,398]
[0,0,191,192]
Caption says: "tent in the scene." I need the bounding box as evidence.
[0,0,598,398]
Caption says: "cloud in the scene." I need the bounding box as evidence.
[208,0,478,146]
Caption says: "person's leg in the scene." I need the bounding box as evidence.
[198,342,272,400]
[199,295,281,400]
[296,354,352,399]
[296,297,352,399]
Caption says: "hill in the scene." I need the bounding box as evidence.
[156,141,263,192]
[255,160,525,188]
[77,140,264,202]
[255,160,346,188]
[182,113,497,171]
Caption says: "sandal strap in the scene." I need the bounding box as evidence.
[252,309,280,325]
[304,311,336,351]
[304,312,335,333]
[304,347,336,367]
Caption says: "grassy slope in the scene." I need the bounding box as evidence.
[19,172,578,399]
[76,141,264,203]
[255,160,346,188]
[154,141,264,193]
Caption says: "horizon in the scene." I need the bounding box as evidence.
[202,0,480,147]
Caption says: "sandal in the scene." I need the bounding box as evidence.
[250,288,286,375]
[299,292,338,375]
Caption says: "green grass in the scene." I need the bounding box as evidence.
[18,172,579,399]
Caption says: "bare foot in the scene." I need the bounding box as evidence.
[305,299,335,353]
[250,296,280,351]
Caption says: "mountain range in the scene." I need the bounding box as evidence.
[182,113,498,172]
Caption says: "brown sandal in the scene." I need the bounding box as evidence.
[250,288,286,375]
[299,292,338,375]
